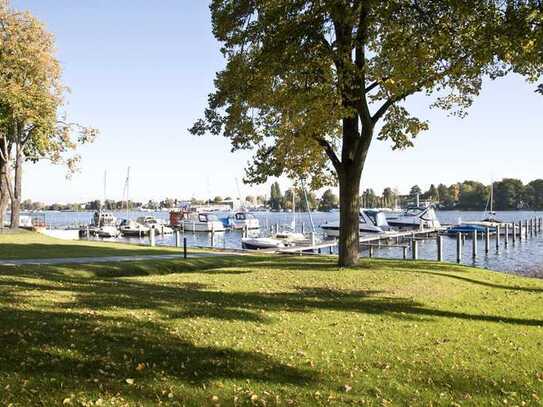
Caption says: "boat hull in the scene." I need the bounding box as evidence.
[182,221,225,232]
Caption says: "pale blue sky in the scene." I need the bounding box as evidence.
[13,0,543,203]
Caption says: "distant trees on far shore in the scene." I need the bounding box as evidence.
[16,177,543,213]
[362,178,543,211]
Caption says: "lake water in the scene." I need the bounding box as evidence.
[26,209,543,277]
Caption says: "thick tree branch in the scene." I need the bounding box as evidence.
[315,136,342,172]
[355,1,372,127]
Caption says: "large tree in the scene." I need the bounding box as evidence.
[0,1,96,228]
[191,0,542,266]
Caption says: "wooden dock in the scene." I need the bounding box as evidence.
[262,227,446,255]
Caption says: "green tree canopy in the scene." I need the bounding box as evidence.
[192,0,543,265]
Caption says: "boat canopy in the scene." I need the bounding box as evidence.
[361,209,390,228]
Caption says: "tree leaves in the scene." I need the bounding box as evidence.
[193,0,542,188]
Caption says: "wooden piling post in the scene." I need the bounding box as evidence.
[456,233,462,263]
[495,225,500,252]
[530,218,534,237]
[149,228,156,247]
[525,220,529,239]
[437,235,443,262]
[485,227,490,254]
[519,221,523,241]
[411,239,418,260]
[369,245,374,258]
[183,237,187,259]
[512,222,516,245]
[472,230,477,259]
[402,246,407,260]
[504,224,509,247]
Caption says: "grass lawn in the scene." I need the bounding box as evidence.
[1,234,543,405]
[0,230,189,259]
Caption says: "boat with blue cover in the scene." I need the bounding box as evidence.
[446,224,496,235]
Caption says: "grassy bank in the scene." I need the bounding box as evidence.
[0,230,188,259]
[0,235,542,406]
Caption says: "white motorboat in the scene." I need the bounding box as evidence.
[182,212,225,232]
[274,230,307,243]
[320,209,391,237]
[88,210,120,238]
[119,219,149,237]
[227,212,260,230]
[385,203,441,229]
[136,216,174,234]
[241,237,286,250]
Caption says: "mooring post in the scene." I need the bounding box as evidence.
[175,230,180,247]
[183,237,187,259]
[402,246,407,260]
[530,218,534,237]
[472,230,477,259]
[210,231,214,247]
[504,223,509,247]
[495,225,500,252]
[525,220,529,239]
[437,235,443,262]
[368,245,374,258]
[411,239,418,260]
[519,221,523,241]
[149,228,156,247]
[512,222,516,245]
[485,227,490,254]
[456,232,462,263]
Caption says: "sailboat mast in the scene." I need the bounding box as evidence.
[301,179,315,233]
[490,182,494,213]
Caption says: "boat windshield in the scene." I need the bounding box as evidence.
[365,211,377,225]
[404,207,424,216]
[200,214,218,222]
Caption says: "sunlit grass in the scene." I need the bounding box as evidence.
[0,230,193,259]
[0,248,542,405]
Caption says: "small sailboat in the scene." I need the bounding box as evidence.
[241,236,286,250]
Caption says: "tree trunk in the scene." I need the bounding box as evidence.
[338,162,362,267]
[0,138,9,230]
[0,163,7,230]
[10,144,22,229]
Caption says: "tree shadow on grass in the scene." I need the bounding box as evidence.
[1,264,543,404]
[1,269,541,327]
[0,255,262,279]
[266,257,543,293]
[0,307,315,405]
